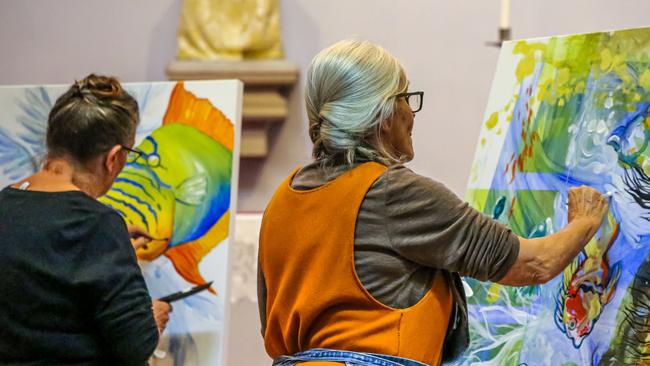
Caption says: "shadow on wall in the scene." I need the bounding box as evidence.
[236,0,320,210]
[147,0,183,81]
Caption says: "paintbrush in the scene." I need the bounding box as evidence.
[565,189,616,208]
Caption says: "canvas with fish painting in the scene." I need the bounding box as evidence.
[0,80,242,365]
[464,27,650,365]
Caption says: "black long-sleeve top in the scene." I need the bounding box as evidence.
[0,187,158,365]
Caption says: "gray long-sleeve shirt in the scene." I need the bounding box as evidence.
[258,162,520,361]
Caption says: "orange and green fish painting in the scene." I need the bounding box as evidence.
[100,82,234,291]
[0,80,242,366]
[465,27,650,365]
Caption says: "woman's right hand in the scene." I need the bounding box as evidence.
[127,225,153,251]
[567,186,608,231]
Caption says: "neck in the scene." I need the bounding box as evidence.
[40,158,104,197]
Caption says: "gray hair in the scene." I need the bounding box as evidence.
[306,40,407,166]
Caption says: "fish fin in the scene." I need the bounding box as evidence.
[593,214,619,255]
[162,82,234,151]
[175,174,207,206]
[602,262,622,304]
[603,222,620,259]
[163,210,231,294]
[554,290,567,334]
[194,210,230,257]
[587,291,602,319]
[165,243,216,295]
[583,237,600,259]
[563,256,580,289]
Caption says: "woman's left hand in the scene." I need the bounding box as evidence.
[152,300,173,335]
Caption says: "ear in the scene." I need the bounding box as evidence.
[104,145,123,173]
[380,114,394,134]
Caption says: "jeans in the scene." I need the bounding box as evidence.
[272,348,429,366]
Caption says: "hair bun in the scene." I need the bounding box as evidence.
[47,73,139,164]
[76,74,123,98]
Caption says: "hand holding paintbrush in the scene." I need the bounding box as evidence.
[127,225,169,251]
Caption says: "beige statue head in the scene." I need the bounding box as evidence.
[177,0,283,60]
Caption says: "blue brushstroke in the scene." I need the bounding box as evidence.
[103,194,150,231]
[111,187,159,221]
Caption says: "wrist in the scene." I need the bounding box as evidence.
[567,215,600,242]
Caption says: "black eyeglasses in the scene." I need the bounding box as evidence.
[120,145,145,163]
[120,145,161,167]
[392,91,424,113]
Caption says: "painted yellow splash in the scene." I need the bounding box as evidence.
[516,56,536,83]
[486,283,501,303]
[513,41,546,82]
[600,48,613,71]
[485,112,499,130]
[640,70,650,92]
[615,63,633,84]
[557,68,570,85]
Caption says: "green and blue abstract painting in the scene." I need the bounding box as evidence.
[465,27,650,365]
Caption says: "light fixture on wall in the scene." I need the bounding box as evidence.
[487,0,512,47]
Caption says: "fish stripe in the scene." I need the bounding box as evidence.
[147,136,159,151]
[104,202,127,218]
[114,176,157,201]
[111,187,159,221]
[120,167,160,189]
[122,164,172,190]
[103,194,150,231]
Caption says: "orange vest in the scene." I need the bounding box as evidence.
[260,162,453,366]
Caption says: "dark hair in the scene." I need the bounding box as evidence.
[46,74,139,164]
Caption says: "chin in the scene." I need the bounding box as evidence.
[403,150,414,162]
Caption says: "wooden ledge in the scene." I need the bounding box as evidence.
[166,59,299,86]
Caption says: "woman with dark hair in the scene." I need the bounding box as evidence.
[0,74,170,365]
[258,40,609,365]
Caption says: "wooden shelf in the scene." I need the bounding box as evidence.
[243,91,287,121]
[240,127,268,158]
[167,60,298,86]
[167,59,299,157]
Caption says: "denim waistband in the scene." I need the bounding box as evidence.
[272,348,429,366]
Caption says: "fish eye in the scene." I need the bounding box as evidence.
[147,154,161,168]
[568,320,576,330]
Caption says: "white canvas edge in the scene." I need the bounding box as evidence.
[220,79,243,366]
[465,42,517,192]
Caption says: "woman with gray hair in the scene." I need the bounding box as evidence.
[258,40,608,365]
